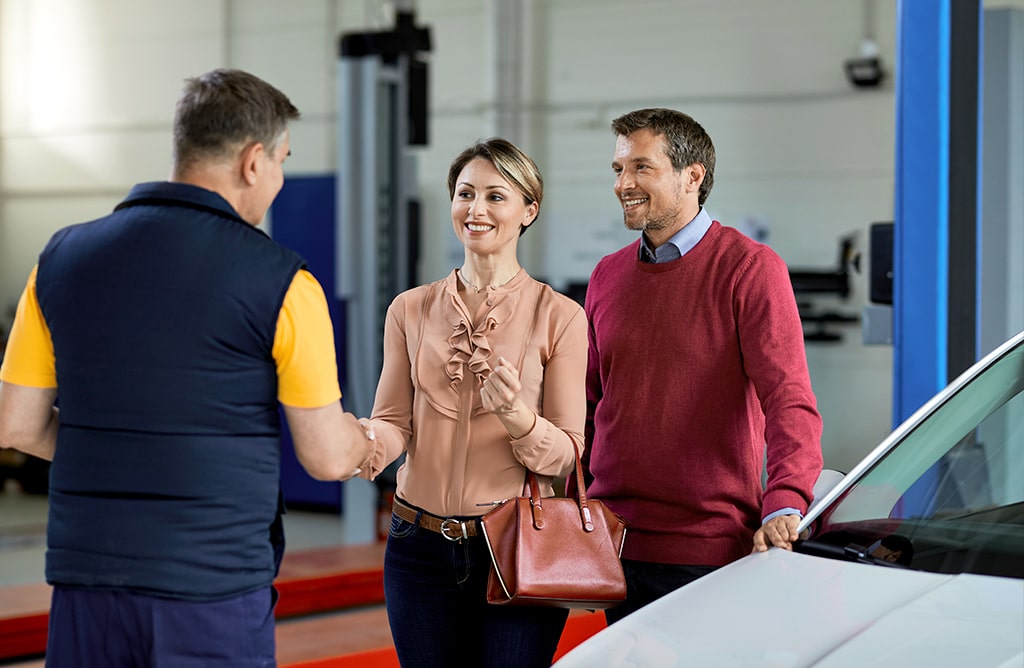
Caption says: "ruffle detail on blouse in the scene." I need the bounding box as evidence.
[442,272,522,391]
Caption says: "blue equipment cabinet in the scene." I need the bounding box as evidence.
[269,174,344,511]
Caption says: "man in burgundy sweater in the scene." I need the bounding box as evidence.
[581,108,824,624]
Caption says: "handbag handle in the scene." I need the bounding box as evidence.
[525,446,595,533]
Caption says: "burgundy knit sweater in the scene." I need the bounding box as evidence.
[583,222,823,566]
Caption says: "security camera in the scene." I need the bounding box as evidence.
[845,56,885,88]
[845,38,885,88]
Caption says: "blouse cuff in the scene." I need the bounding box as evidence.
[508,414,549,455]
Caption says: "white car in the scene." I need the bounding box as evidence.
[556,331,1024,667]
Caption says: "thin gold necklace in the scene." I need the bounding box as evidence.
[458,268,517,293]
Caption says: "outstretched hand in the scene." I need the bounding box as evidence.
[348,417,376,478]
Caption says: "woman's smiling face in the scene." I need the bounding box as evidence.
[451,157,537,258]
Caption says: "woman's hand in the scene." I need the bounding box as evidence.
[351,417,376,477]
[481,356,536,438]
[481,356,523,413]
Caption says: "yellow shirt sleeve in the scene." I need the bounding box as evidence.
[0,266,340,405]
[273,269,343,408]
[0,266,57,388]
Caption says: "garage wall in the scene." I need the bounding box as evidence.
[2,0,1022,472]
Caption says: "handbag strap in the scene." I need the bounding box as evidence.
[525,447,595,533]
[519,283,595,533]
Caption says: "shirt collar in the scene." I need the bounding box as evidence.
[638,207,713,263]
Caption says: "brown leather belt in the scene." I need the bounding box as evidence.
[392,497,481,541]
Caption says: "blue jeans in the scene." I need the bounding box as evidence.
[384,511,569,668]
[604,559,718,624]
[46,585,276,667]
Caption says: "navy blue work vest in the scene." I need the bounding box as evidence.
[35,182,305,601]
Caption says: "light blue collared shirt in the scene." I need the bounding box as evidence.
[637,208,803,526]
[638,207,713,263]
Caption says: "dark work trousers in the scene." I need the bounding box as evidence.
[604,559,718,625]
[383,512,569,668]
[45,585,276,667]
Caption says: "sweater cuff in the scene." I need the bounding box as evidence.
[762,507,802,524]
[762,488,811,518]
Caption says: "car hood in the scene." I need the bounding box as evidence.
[554,550,1024,667]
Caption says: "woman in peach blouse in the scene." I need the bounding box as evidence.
[358,138,586,667]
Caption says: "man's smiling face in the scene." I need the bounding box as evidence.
[612,128,697,245]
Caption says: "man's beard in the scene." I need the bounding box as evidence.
[623,205,682,233]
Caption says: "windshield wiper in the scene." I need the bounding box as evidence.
[794,538,909,568]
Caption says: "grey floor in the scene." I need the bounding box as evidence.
[0,479,349,587]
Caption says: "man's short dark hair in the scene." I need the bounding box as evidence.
[173,68,300,171]
[611,108,716,206]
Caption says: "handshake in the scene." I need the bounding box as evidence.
[348,417,376,478]
[282,404,377,483]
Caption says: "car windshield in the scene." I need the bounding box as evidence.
[804,335,1024,579]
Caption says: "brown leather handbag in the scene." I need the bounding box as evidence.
[479,450,628,608]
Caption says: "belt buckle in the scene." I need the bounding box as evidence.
[440,518,468,542]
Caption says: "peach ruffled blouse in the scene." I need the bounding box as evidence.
[362,269,586,517]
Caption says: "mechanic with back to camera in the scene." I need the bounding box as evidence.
[0,68,372,667]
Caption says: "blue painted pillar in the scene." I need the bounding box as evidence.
[894,0,950,425]
[894,0,982,425]
[894,0,982,518]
